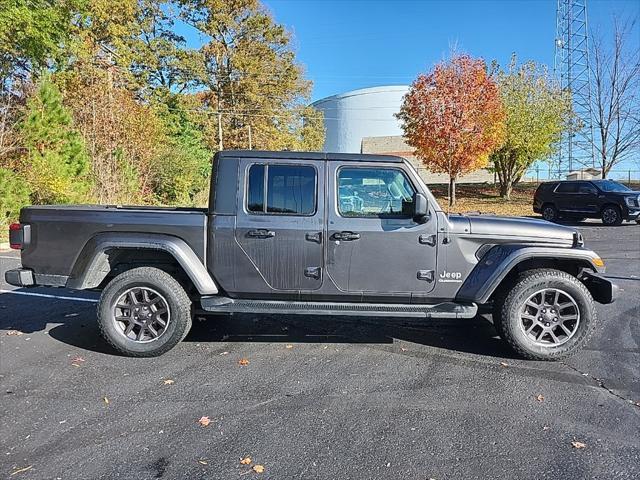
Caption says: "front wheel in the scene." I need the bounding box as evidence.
[97,267,193,357]
[493,269,597,360]
[601,205,623,226]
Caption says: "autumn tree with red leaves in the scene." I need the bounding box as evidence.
[397,54,505,207]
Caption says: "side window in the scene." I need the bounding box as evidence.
[246,164,316,215]
[555,183,578,193]
[337,167,415,218]
[577,182,597,194]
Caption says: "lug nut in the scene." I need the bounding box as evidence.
[545,322,550,327]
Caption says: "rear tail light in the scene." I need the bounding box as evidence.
[9,223,24,250]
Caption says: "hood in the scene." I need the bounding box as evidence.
[464,215,576,244]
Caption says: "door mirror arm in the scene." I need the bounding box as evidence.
[413,193,429,224]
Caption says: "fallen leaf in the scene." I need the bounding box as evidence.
[499,362,509,368]
[571,441,587,449]
[238,358,250,366]
[240,457,252,465]
[198,460,208,465]
[536,394,545,402]
[10,465,33,476]
[71,356,85,367]
[400,347,408,352]
[103,397,109,404]
[163,379,175,385]
[219,351,229,356]
[6,330,23,336]
[285,344,293,349]
[542,426,550,431]
[252,465,265,473]
[198,416,211,427]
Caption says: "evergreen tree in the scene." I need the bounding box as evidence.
[153,95,213,204]
[21,76,92,204]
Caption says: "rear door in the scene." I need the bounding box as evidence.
[553,182,578,213]
[235,159,324,293]
[325,162,438,300]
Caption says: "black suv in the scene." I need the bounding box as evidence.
[533,179,640,225]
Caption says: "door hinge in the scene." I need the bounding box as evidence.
[305,232,322,243]
[417,270,434,282]
[304,267,321,279]
[418,234,437,246]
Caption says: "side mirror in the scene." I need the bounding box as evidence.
[413,193,428,223]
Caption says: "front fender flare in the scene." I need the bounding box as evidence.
[66,233,218,295]
[455,245,603,304]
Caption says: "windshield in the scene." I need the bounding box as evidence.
[593,180,631,192]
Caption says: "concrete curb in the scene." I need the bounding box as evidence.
[0,242,11,251]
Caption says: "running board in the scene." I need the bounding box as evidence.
[200,297,477,319]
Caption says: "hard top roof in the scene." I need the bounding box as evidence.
[215,150,404,163]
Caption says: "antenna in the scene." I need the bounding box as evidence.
[554,0,596,176]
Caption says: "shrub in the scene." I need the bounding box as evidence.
[0,168,31,233]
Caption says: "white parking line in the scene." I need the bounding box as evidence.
[0,255,20,260]
[0,289,98,303]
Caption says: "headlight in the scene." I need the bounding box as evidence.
[624,196,638,207]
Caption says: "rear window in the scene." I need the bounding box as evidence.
[247,164,316,215]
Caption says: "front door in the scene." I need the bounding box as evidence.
[235,159,324,293]
[325,162,438,300]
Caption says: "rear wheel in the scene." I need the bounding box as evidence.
[601,205,623,226]
[97,267,192,357]
[541,204,559,222]
[493,269,597,360]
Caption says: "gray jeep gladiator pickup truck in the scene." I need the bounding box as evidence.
[6,150,618,359]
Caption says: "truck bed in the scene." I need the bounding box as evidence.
[19,205,207,278]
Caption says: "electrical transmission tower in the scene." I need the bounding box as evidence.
[554,0,595,175]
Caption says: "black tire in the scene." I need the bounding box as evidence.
[493,269,597,361]
[541,204,559,222]
[97,267,192,357]
[601,205,623,226]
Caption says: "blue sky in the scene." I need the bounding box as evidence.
[261,0,639,101]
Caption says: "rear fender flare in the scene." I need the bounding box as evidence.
[455,244,603,304]
[66,233,218,294]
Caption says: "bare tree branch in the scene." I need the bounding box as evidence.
[590,17,640,177]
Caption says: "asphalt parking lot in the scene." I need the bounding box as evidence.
[1,222,639,480]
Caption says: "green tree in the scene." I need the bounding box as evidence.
[0,0,80,85]
[181,0,324,151]
[127,0,200,99]
[0,167,30,230]
[20,75,91,203]
[152,95,212,204]
[491,57,572,199]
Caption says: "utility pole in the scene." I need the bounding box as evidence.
[248,124,253,150]
[216,95,223,151]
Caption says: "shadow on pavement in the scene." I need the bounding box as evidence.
[0,290,515,359]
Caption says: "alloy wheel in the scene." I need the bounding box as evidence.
[602,207,619,225]
[112,287,170,342]
[519,288,580,347]
[542,206,556,221]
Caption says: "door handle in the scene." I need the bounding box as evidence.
[333,231,360,241]
[247,229,275,238]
